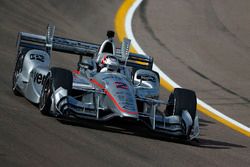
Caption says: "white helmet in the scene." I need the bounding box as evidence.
[100,54,119,72]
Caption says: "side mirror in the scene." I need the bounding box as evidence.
[136,73,155,82]
[134,69,159,86]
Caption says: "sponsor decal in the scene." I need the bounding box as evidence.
[114,81,128,89]
[33,71,46,85]
[30,54,45,62]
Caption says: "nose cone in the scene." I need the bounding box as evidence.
[104,87,138,119]
[92,73,139,119]
[105,80,138,119]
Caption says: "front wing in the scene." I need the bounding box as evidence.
[51,86,199,139]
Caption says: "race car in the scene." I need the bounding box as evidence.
[12,25,199,140]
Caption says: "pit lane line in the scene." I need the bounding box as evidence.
[114,0,250,137]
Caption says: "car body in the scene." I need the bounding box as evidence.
[12,25,199,140]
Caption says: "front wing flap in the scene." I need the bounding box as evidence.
[136,97,199,139]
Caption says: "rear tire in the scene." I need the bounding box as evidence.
[39,67,73,116]
[12,53,24,96]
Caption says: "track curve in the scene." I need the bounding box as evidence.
[133,0,250,127]
[0,0,249,166]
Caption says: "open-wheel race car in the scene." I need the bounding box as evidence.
[12,25,199,140]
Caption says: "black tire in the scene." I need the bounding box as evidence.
[173,88,197,121]
[39,74,52,115]
[12,53,24,96]
[39,67,73,116]
[50,67,73,91]
[165,88,197,120]
[165,88,197,137]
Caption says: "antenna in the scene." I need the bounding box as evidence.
[46,24,55,54]
[121,38,131,66]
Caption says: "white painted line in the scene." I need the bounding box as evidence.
[126,0,180,88]
[125,0,250,135]
[197,99,250,132]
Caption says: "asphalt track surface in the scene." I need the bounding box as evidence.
[0,0,249,166]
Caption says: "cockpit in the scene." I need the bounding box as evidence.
[96,31,119,72]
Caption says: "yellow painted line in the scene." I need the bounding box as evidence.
[197,105,250,137]
[115,0,137,53]
[114,0,250,137]
[158,74,249,137]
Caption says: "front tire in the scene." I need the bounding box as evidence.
[165,88,197,137]
[39,74,52,115]
[172,88,197,121]
[39,67,73,116]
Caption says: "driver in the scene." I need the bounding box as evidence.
[99,54,119,72]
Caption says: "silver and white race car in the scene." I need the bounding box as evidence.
[12,25,199,140]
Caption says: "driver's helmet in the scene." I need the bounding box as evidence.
[100,54,119,72]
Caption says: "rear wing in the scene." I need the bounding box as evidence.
[16,25,153,70]
[17,25,100,57]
